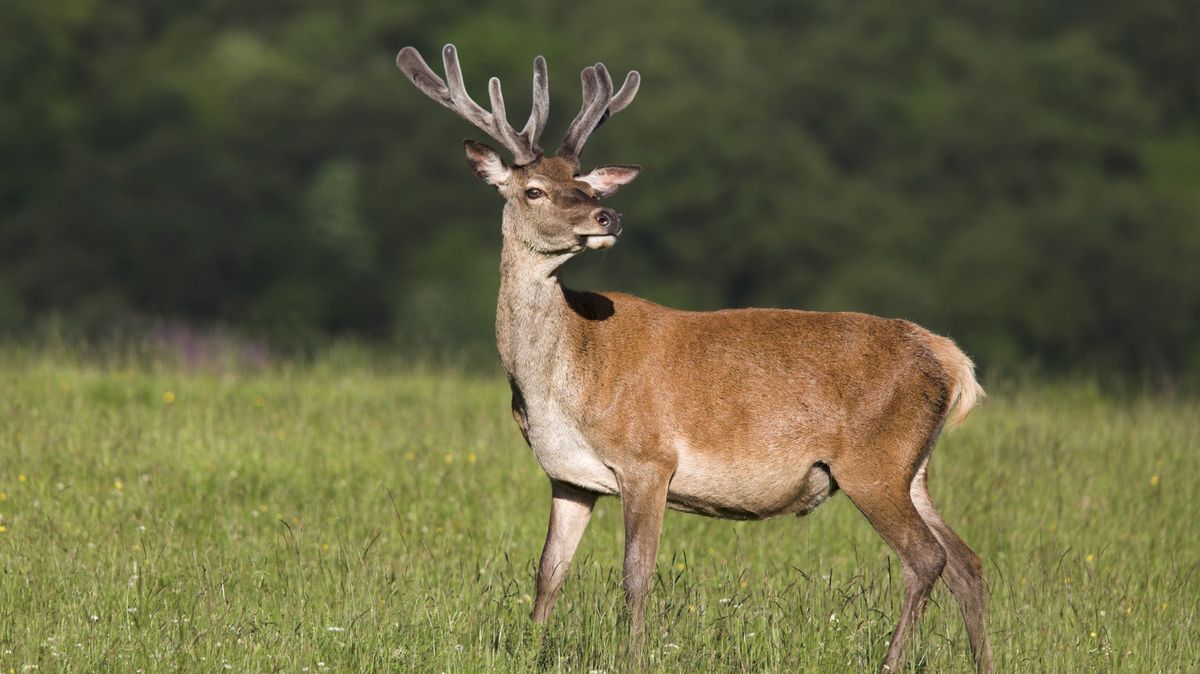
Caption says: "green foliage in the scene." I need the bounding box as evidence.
[1,0,1198,376]
[2,354,1199,671]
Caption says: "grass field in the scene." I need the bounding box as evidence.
[2,347,1198,672]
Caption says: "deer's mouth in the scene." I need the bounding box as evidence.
[583,234,618,250]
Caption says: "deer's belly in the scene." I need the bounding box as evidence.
[524,406,619,495]
[666,444,835,520]
[518,406,833,516]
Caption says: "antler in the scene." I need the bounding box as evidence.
[558,63,640,162]
[396,44,549,165]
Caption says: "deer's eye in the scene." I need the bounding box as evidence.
[525,188,544,200]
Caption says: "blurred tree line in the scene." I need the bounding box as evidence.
[1,0,1198,377]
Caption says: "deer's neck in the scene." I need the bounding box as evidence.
[495,238,575,389]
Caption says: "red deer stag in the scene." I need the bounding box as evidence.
[395,44,994,674]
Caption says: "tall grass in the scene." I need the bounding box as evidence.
[1,348,1197,672]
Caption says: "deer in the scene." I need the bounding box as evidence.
[395,44,995,674]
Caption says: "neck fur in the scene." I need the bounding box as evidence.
[495,235,574,382]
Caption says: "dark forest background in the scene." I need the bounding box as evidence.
[2,0,1198,378]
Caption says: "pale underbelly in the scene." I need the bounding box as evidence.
[666,458,835,520]
[526,424,835,520]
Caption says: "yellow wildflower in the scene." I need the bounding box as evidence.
[467,453,477,464]
[1150,474,1160,486]
[443,453,455,464]
[114,479,124,491]
[17,474,26,483]
[0,525,7,534]
[0,491,6,501]
[162,391,176,404]
[1086,553,1094,563]
[675,562,685,572]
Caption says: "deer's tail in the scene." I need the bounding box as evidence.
[919,332,985,430]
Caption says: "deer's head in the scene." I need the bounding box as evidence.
[397,45,641,258]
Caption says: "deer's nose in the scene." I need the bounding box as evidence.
[594,208,622,234]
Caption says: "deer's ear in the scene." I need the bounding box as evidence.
[464,140,511,186]
[577,164,641,197]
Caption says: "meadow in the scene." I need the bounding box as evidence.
[1,346,1197,673]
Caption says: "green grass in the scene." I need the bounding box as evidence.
[2,348,1198,672]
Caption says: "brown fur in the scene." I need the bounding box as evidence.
[533,289,960,518]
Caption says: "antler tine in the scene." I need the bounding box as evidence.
[559,65,613,161]
[578,65,601,117]
[519,55,550,155]
[395,46,453,107]
[486,77,531,162]
[440,45,490,124]
[396,44,537,165]
[586,63,614,133]
[609,70,640,114]
[594,62,613,95]
[557,66,598,157]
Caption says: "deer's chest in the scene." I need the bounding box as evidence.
[513,393,619,495]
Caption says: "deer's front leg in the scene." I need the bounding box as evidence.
[532,480,598,623]
[617,463,672,652]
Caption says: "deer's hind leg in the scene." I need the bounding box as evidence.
[834,455,945,673]
[911,459,994,674]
